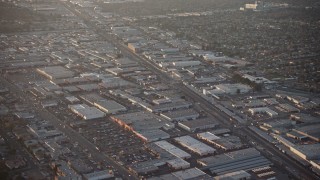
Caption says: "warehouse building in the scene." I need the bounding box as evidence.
[94,100,127,114]
[197,132,220,142]
[293,124,320,142]
[277,103,300,113]
[248,107,278,117]
[154,141,191,159]
[197,132,244,151]
[160,109,199,122]
[111,111,174,142]
[214,83,251,95]
[83,170,114,180]
[135,129,170,142]
[213,170,251,180]
[150,101,192,113]
[167,158,190,170]
[80,93,103,105]
[68,104,105,120]
[37,66,74,79]
[65,96,80,104]
[178,118,219,132]
[198,148,272,175]
[174,136,216,156]
[149,168,211,180]
[172,61,201,67]
[245,100,266,108]
[263,119,295,129]
[289,144,320,160]
[80,93,127,114]
[263,98,279,105]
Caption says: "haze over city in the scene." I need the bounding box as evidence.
[0,0,319,179]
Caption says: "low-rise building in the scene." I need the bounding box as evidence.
[37,66,74,80]
[248,107,278,117]
[214,170,251,180]
[174,135,216,156]
[160,109,199,121]
[94,100,127,114]
[69,104,105,120]
[198,148,272,175]
[178,118,219,132]
[83,170,114,180]
[154,141,191,159]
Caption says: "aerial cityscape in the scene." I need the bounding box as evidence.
[0,0,319,179]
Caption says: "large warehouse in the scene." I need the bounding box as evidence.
[94,100,127,114]
[174,136,216,156]
[37,66,75,79]
[178,118,219,132]
[154,141,191,160]
[160,109,199,122]
[111,111,174,142]
[198,148,272,175]
[68,104,105,120]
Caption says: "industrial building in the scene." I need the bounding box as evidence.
[94,100,127,114]
[213,170,251,180]
[203,83,251,97]
[80,93,127,114]
[68,104,105,120]
[172,61,201,67]
[150,101,192,113]
[263,119,295,129]
[289,144,320,160]
[83,170,114,180]
[178,118,219,132]
[167,158,190,170]
[263,98,279,105]
[211,136,243,151]
[248,107,278,117]
[160,109,199,121]
[293,124,320,142]
[197,132,220,142]
[197,132,243,151]
[111,111,174,142]
[135,129,170,142]
[245,99,266,108]
[154,141,191,159]
[198,148,272,175]
[37,66,75,79]
[65,96,80,104]
[149,167,211,180]
[174,136,216,156]
[277,103,300,113]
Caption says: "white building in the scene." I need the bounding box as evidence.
[174,136,216,156]
[69,104,105,120]
[172,61,201,67]
[248,107,278,117]
[154,141,191,159]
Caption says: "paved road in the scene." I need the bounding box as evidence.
[0,77,137,180]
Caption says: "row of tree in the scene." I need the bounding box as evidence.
[232,74,262,92]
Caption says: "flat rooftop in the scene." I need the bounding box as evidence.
[179,118,219,129]
[37,66,74,79]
